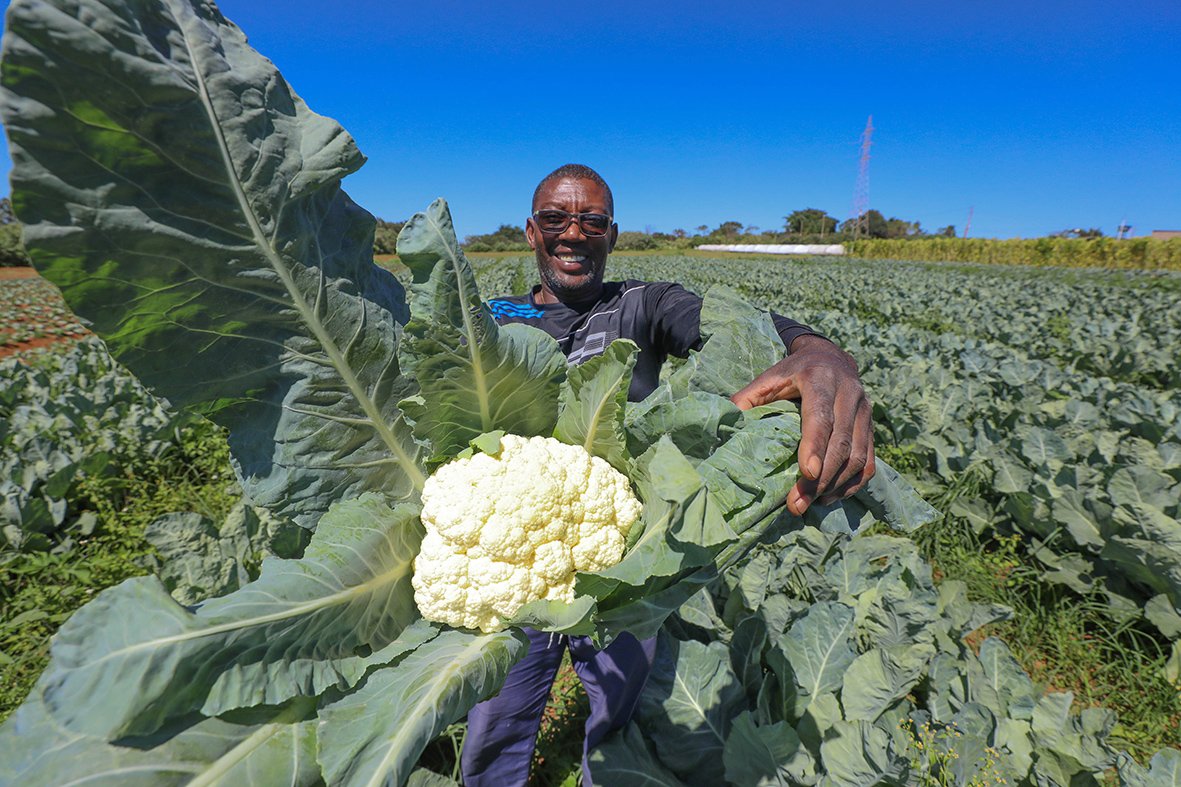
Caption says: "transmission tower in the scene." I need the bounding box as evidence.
[849,115,873,239]
[963,206,974,239]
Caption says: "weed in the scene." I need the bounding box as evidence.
[0,417,237,719]
[916,508,1181,762]
[901,719,1007,786]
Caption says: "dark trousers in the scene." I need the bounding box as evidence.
[461,627,657,786]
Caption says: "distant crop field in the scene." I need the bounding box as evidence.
[476,253,1181,756]
[0,272,87,357]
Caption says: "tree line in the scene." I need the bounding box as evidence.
[458,208,953,253]
[0,197,1129,267]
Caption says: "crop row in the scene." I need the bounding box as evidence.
[1,339,178,553]
[0,277,86,350]
[476,255,1181,653]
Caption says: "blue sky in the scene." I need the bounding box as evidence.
[3,0,1179,238]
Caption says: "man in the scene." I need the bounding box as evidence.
[462,164,875,786]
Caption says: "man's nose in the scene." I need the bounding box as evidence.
[558,218,586,241]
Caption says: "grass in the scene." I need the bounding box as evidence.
[914,496,1181,763]
[873,441,1181,762]
[0,417,238,719]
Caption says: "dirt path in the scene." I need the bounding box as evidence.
[0,332,87,359]
[0,267,89,359]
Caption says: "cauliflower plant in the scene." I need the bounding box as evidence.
[412,434,642,632]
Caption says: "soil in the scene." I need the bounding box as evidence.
[1,268,88,358]
[0,332,87,360]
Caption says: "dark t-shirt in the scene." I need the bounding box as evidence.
[488,280,819,401]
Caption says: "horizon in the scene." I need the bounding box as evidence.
[0,0,1178,239]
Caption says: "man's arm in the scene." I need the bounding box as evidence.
[644,282,876,515]
[729,335,876,516]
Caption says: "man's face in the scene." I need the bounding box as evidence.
[526,176,617,304]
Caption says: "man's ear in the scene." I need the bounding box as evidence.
[607,223,619,253]
[525,218,538,250]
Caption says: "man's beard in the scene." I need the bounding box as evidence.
[537,259,604,304]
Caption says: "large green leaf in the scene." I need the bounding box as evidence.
[722,711,816,787]
[588,724,686,786]
[1119,749,1181,787]
[684,285,785,397]
[635,636,746,786]
[778,601,857,698]
[0,692,321,786]
[975,637,1037,720]
[0,0,425,528]
[817,720,905,787]
[697,406,800,531]
[554,338,638,472]
[396,199,566,460]
[591,566,719,645]
[40,495,425,738]
[625,390,742,460]
[576,438,732,607]
[1030,692,1118,773]
[850,461,939,533]
[316,628,527,787]
[144,500,309,605]
[840,648,920,723]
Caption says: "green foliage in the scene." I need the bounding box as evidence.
[0,5,932,780]
[614,230,663,251]
[0,223,29,267]
[568,251,1181,765]
[6,0,421,532]
[592,528,1127,784]
[373,218,406,255]
[785,208,839,235]
[463,223,530,252]
[0,415,237,719]
[4,0,1180,782]
[1,339,178,552]
[901,719,1007,786]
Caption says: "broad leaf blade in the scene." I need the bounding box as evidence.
[576,438,732,605]
[588,724,685,787]
[0,691,321,787]
[144,501,309,605]
[317,628,527,787]
[397,199,566,459]
[779,601,857,698]
[554,338,638,472]
[722,711,816,787]
[635,636,746,786]
[0,0,424,528]
[687,286,786,397]
[818,720,905,787]
[40,495,424,738]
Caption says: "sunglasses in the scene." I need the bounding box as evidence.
[531,210,614,237]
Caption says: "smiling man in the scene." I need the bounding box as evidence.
[465,163,875,786]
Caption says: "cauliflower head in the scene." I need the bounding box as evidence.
[412,434,642,632]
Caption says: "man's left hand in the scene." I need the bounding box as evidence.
[729,335,876,516]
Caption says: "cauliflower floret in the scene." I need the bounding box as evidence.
[412,434,642,632]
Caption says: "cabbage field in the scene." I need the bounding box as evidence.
[3,0,1181,785]
[476,254,1181,643]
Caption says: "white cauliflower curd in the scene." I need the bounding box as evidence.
[412,434,642,632]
